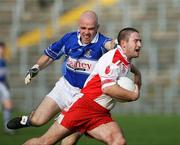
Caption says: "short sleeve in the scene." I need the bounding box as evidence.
[101,38,112,54]
[44,32,72,60]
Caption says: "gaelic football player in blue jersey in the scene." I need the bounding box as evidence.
[0,42,14,134]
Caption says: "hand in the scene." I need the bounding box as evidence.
[128,64,141,101]
[25,64,39,85]
[130,64,142,89]
[134,73,142,89]
[133,84,140,100]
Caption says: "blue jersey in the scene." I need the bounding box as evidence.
[44,31,111,88]
[0,58,7,83]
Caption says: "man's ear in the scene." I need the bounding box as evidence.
[120,40,126,48]
[97,24,100,29]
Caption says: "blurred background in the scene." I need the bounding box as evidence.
[0,0,180,144]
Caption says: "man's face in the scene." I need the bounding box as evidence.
[124,32,142,59]
[79,18,98,44]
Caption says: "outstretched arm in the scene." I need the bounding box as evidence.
[25,55,53,85]
[36,55,54,70]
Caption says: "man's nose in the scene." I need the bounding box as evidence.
[137,41,142,48]
[84,29,89,34]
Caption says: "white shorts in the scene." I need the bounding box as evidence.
[46,77,81,110]
[0,82,10,102]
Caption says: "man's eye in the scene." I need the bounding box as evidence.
[89,28,95,30]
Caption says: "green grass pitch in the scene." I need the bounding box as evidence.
[0,113,180,145]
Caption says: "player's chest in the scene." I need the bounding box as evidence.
[104,62,130,78]
[67,46,102,59]
[66,56,97,72]
[118,63,130,76]
[111,63,130,77]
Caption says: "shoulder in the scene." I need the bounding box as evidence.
[99,33,111,41]
[57,31,78,42]
[98,49,116,63]
[98,33,112,50]
[50,32,78,48]
[63,31,77,39]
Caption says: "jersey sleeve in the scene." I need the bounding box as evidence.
[44,32,72,60]
[101,37,112,54]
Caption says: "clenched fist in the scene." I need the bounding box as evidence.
[25,64,39,85]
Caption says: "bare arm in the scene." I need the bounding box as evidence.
[24,55,54,85]
[36,55,54,70]
[102,84,140,102]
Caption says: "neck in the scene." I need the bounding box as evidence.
[120,46,131,61]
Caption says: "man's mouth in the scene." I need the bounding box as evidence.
[84,35,90,39]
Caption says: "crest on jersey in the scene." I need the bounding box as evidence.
[120,63,129,75]
[105,63,120,76]
[122,64,126,73]
[84,49,92,58]
[105,65,111,74]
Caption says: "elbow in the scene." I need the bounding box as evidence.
[131,94,140,101]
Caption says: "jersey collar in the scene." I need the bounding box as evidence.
[117,45,130,63]
[77,31,99,46]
